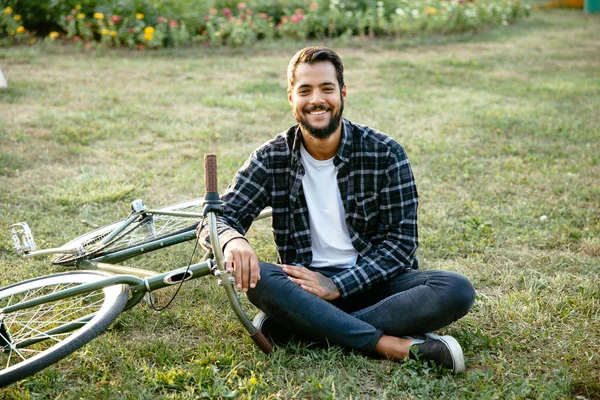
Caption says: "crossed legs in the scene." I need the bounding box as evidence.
[246,263,475,357]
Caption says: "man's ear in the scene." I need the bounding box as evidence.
[288,89,293,106]
[341,84,347,101]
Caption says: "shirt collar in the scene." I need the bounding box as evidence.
[290,118,352,167]
[335,118,352,166]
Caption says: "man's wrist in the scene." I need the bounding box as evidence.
[221,234,248,252]
[330,276,345,299]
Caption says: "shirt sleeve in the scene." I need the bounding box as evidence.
[197,150,271,253]
[330,147,419,298]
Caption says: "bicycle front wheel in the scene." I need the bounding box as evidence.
[0,271,129,387]
[52,198,204,265]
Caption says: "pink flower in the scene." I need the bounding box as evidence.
[204,15,212,21]
[290,14,303,23]
[110,15,121,23]
[209,8,217,14]
[169,19,178,28]
[222,8,232,17]
[71,9,77,14]
[295,8,304,15]
[258,13,269,19]
[157,16,167,23]
[237,2,246,9]
[246,9,253,15]
[309,3,318,9]
[85,42,92,50]
[73,35,82,41]
[281,16,289,23]
[137,44,144,50]
[66,15,74,22]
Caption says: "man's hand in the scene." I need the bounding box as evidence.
[281,265,341,301]
[223,238,260,292]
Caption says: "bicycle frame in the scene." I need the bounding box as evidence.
[13,202,272,265]
[0,155,272,387]
[2,212,256,350]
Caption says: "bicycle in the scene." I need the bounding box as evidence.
[1,155,273,387]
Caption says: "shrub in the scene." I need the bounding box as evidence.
[0,5,32,45]
[1,0,532,49]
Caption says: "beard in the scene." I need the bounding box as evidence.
[294,101,344,140]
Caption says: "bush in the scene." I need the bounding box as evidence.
[1,5,32,45]
[1,0,532,49]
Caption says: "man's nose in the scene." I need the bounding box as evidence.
[309,90,325,104]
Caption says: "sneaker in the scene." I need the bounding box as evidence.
[252,311,293,345]
[409,333,465,374]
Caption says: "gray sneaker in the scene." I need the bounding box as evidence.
[252,311,293,345]
[409,333,465,374]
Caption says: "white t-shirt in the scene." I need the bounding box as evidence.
[300,144,358,268]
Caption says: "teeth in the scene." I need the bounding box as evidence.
[309,110,327,115]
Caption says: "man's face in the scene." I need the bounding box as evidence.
[288,61,346,140]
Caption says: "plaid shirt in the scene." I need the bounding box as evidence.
[199,118,419,298]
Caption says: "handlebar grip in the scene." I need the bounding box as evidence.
[250,330,274,354]
[204,154,218,194]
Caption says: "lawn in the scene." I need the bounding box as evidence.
[0,8,599,399]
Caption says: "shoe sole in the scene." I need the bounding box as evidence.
[252,311,268,330]
[425,333,465,374]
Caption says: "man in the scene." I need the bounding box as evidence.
[198,46,475,373]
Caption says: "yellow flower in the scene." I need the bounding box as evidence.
[136,13,144,19]
[101,28,109,35]
[143,26,154,41]
[110,30,117,37]
[49,31,60,38]
[14,14,21,21]
[248,377,258,386]
[16,26,25,33]
[75,4,82,10]
[76,13,85,19]
[3,7,13,14]
[93,12,104,20]
[428,7,438,14]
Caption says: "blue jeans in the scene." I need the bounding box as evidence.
[246,263,476,355]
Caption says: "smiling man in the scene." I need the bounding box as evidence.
[198,46,475,373]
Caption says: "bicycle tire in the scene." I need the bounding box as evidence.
[52,198,204,265]
[0,271,129,387]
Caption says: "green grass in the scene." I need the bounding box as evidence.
[1,9,599,399]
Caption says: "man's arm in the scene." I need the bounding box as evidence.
[197,152,271,292]
[331,146,419,298]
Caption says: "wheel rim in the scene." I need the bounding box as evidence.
[0,272,123,374]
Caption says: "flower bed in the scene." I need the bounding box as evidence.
[1,0,531,49]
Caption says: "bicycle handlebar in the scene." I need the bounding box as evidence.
[204,154,218,195]
[202,154,223,217]
[202,154,273,355]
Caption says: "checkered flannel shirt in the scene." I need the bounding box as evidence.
[199,118,419,298]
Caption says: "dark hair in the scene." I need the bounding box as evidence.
[287,46,345,92]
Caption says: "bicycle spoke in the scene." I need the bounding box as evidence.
[0,281,106,369]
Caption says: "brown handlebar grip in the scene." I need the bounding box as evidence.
[250,330,274,354]
[204,154,218,194]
